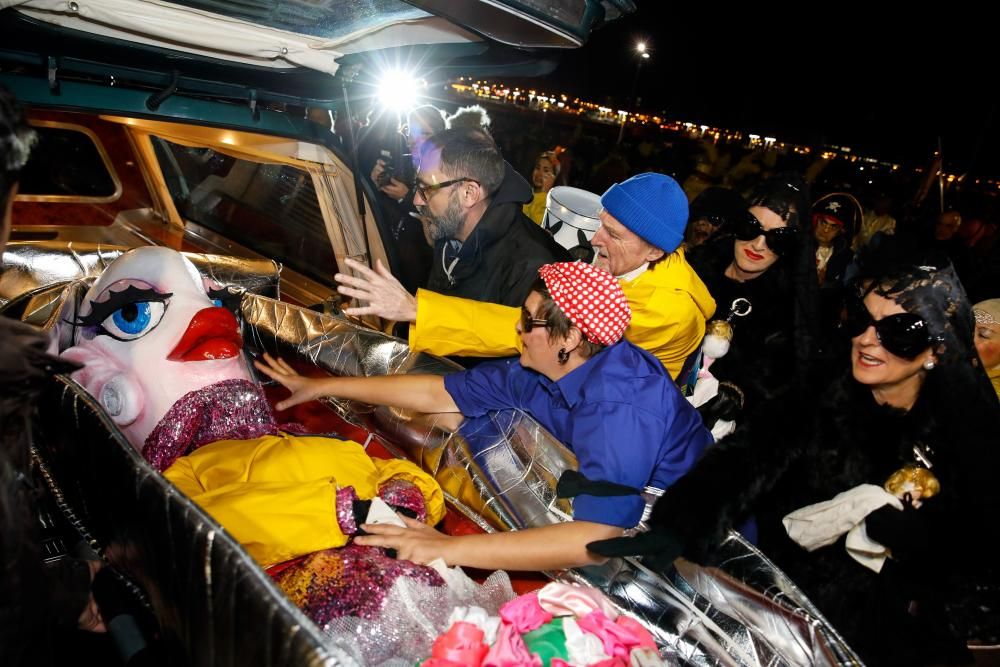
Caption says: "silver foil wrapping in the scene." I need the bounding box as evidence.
[239,292,862,666]
[4,242,862,666]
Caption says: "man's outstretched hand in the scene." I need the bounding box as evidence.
[335,258,417,323]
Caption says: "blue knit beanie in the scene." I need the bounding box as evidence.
[600,173,688,253]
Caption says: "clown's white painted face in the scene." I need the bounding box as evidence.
[61,246,250,450]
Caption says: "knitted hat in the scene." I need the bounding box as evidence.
[538,262,631,345]
[600,173,687,253]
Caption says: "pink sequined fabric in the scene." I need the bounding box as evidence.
[274,543,445,626]
[336,486,359,534]
[142,379,282,471]
[378,478,429,523]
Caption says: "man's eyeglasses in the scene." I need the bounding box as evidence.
[414,177,479,201]
[520,306,551,333]
[732,210,798,256]
[844,294,935,359]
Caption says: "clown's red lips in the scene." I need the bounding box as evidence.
[167,307,243,362]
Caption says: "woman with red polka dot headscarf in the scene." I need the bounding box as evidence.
[256,261,712,572]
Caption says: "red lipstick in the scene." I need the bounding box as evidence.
[167,307,243,362]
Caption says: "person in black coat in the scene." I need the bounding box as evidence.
[414,127,568,306]
[1,83,107,665]
[686,174,822,405]
[591,240,1000,666]
[811,192,861,330]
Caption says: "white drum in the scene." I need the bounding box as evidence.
[542,186,602,262]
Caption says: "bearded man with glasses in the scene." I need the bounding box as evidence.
[355,127,566,316]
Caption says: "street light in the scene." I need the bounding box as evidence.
[618,41,650,144]
[629,41,650,108]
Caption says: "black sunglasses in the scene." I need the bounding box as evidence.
[520,306,551,333]
[732,211,798,256]
[414,177,479,201]
[844,295,935,359]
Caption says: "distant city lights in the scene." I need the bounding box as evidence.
[450,78,965,184]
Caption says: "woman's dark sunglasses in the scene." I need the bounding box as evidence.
[733,211,798,256]
[520,306,551,333]
[844,295,934,359]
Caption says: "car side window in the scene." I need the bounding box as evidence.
[17,124,119,200]
[151,137,337,284]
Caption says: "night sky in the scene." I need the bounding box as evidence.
[546,4,997,177]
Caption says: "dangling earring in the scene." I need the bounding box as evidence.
[922,359,935,370]
[557,348,570,365]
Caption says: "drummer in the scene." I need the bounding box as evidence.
[335,173,716,380]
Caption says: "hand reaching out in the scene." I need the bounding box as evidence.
[335,257,417,322]
[253,353,325,411]
[354,515,454,566]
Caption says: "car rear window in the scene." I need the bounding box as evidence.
[18,123,119,200]
[151,137,337,284]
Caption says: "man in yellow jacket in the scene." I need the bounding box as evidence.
[336,173,715,380]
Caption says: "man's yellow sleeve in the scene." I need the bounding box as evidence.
[408,289,522,358]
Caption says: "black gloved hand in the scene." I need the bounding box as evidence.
[587,529,684,572]
[865,503,932,561]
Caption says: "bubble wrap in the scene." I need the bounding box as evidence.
[323,567,516,666]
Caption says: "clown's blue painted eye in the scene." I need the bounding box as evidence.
[103,301,166,340]
[211,298,224,308]
[74,285,172,342]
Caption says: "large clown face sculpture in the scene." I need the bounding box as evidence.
[61,247,251,451]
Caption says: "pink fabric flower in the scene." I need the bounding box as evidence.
[482,623,542,667]
[537,582,620,620]
[577,610,649,658]
[613,616,657,651]
[499,593,553,634]
[430,621,488,666]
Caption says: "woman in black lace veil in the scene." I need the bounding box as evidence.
[591,237,1000,665]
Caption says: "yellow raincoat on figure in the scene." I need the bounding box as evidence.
[164,434,446,567]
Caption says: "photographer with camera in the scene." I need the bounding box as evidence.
[363,105,447,293]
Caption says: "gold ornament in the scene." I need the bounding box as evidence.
[705,319,734,341]
[884,465,941,502]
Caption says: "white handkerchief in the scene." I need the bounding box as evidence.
[365,496,407,528]
[845,520,892,573]
[782,483,902,551]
